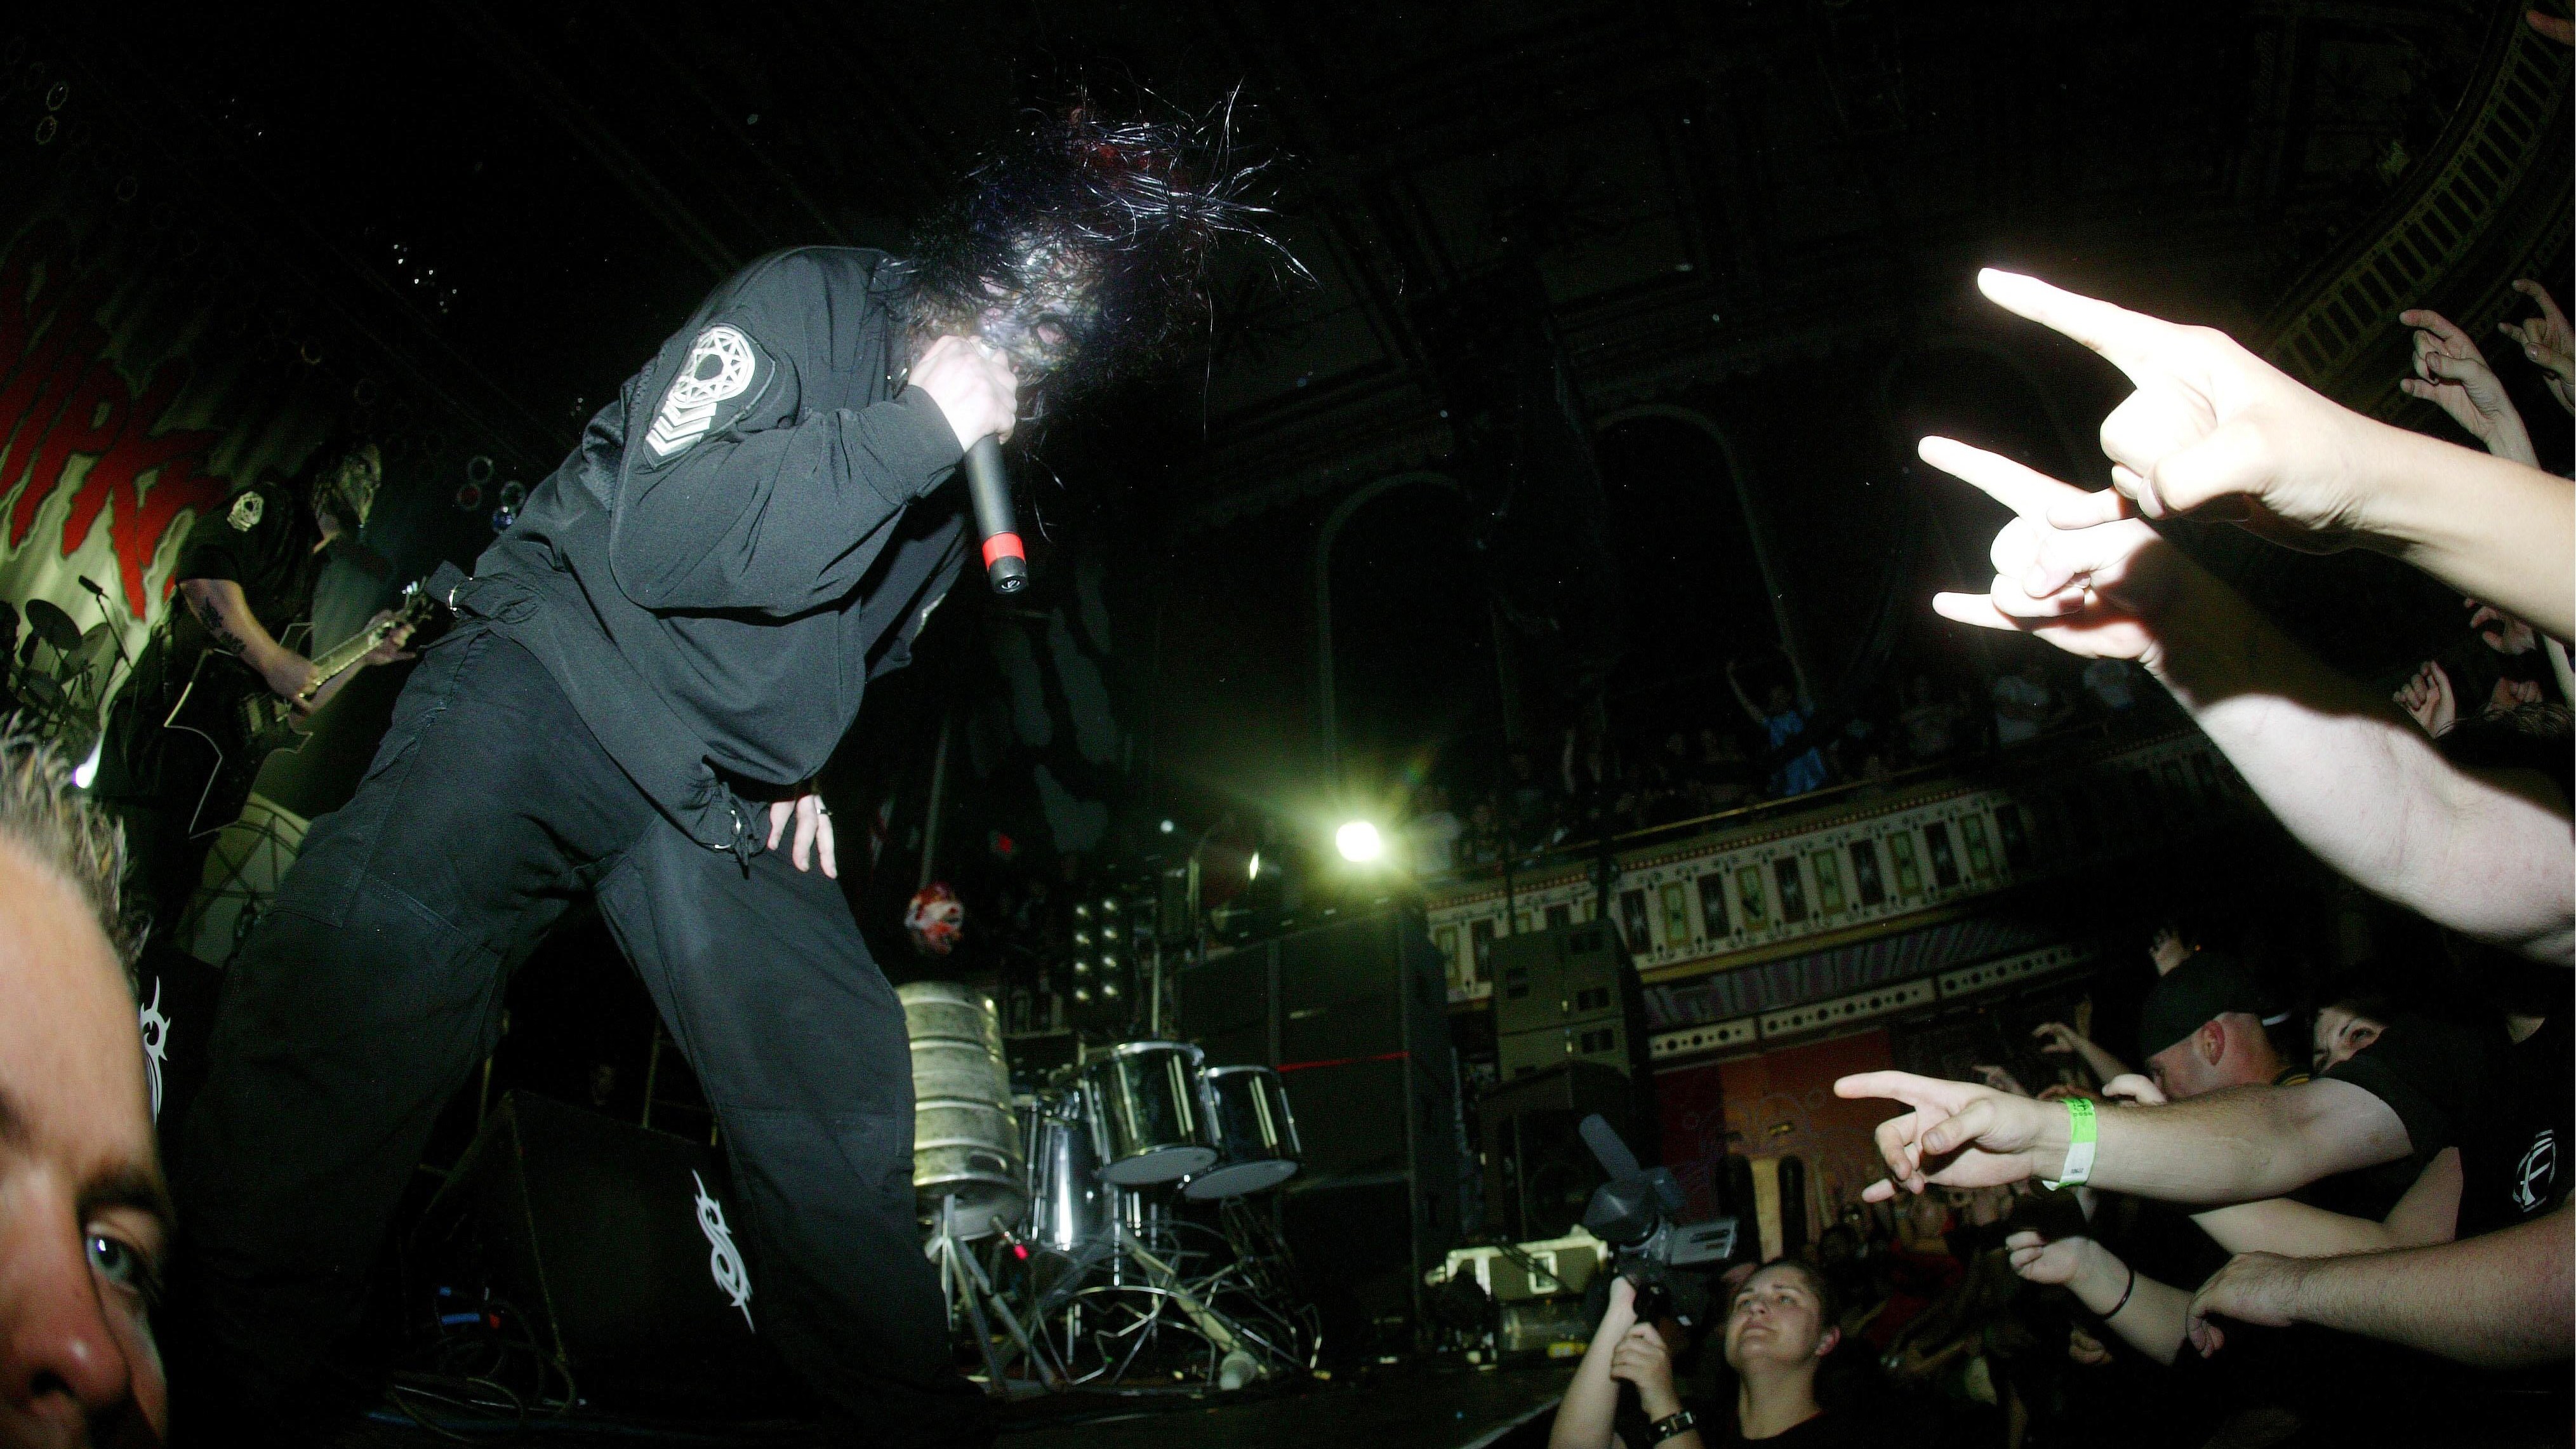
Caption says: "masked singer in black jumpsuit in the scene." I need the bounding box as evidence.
[169,105,1285,1444]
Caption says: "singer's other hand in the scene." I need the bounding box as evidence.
[913,335,1018,451]
[767,784,838,878]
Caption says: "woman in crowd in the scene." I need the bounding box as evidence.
[1552,1262,1872,1448]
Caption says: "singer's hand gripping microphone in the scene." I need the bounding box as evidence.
[963,436,1026,594]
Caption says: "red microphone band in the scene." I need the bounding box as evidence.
[981,533,1026,568]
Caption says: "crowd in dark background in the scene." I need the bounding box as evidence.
[1394,651,2167,881]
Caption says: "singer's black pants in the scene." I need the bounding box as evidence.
[169,624,983,1445]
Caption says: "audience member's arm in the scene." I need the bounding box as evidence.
[2394,660,2457,738]
[2032,1020,2131,1085]
[1551,1276,1643,1449]
[1977,270,2574,641]
[1920,436,2575,965]
[2191,1146,2461,1258]
[2399,309,2539,466]
[1725,658,1765,728]
[2187,1200,2574,1369]
[2004,1231,2193,1365]
[2498,278,2574,415]
[1836,1072,2413,1205]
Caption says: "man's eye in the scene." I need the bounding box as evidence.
[88,1233,156,1296]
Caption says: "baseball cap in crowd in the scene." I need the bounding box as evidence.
[2138,950,2277,1060]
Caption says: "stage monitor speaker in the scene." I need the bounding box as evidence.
[408,1091,793,1408]
[1477,1061,1635,1243]
[1177,906,1462,1351]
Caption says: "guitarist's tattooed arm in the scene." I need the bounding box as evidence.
[180,581,247,653]
[176,577,319,704]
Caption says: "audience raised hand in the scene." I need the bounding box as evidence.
[2031,1019,2131,1086]
[2398,307,2537,465]
[2006,1230,2192,1365]
[2470,601,2539,656]
[1974,269,2573,641]
[2497,278,2575,414]
[2396,660,2457,737]
[1918,430,2573,963]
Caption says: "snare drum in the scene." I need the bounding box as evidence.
[900,982,1026,1239]
[1080,1041,1218,1185]
[1184,1065,1303,1200]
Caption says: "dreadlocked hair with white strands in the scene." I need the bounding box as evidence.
[901,91,1301,413]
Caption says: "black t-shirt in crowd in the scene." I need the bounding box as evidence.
[1706,1406,1876,1448]
[1620,1397,1878,1449]
[175,481,328,644]
[2325,1013,2569,1238]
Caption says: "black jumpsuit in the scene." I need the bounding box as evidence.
[171,247,979,1441]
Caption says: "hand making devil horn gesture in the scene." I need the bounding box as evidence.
[1972,269,2572,641]
[1918,435,2196,669]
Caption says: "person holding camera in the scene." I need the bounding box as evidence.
[1552,1263,1868,1448]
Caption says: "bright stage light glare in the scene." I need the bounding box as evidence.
[1248,851,1263,881]
[72,737,101,790]
[1334,820,1384,864]
[1159,818,1176,834]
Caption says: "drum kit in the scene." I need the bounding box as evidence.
[898,984,1318,1397]
[1,591,121,759]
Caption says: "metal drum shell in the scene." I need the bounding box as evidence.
[1080,1041,1218,1186]
[1021,1093,1104,1253]
[1183,1064,1305,1200]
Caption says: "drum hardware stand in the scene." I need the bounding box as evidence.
[1024,1189,1305,1389]
[1109,1219,1254,1368]
[926,1196,1061,1394]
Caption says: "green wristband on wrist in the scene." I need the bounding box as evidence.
[2040,1096,2097,1190]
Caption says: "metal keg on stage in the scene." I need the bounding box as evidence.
[899,982,1026,1240]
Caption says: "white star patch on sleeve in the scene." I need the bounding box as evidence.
[227,491,265,531]
[645,324,764,461]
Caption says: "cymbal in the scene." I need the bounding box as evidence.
[22,598,81,653]
[70,622,114,670]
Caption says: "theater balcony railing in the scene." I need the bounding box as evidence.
[1422,721,2262,1052]
[2261,1,2570,419]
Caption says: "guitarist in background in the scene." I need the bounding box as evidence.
[94,438,412,945]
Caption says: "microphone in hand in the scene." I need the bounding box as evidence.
[964,436,1026,594]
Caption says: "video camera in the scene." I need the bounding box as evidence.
[1577,1114,1739,1333]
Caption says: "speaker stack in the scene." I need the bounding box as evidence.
[1487,921,1652,1085]
[1477,922,1661,1240]
[1176,905,1462,1353]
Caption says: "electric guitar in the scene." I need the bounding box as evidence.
[160,582,439,836]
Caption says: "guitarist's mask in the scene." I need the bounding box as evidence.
[312,441,382,532]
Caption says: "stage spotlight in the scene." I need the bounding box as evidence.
[72,736,101,790]
[1335,820,1384,864]
[1159,818,1176,834]
[1248,851,1262,881]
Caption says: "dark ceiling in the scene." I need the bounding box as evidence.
[42,0,2493,509]
[21,0,2549,843]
